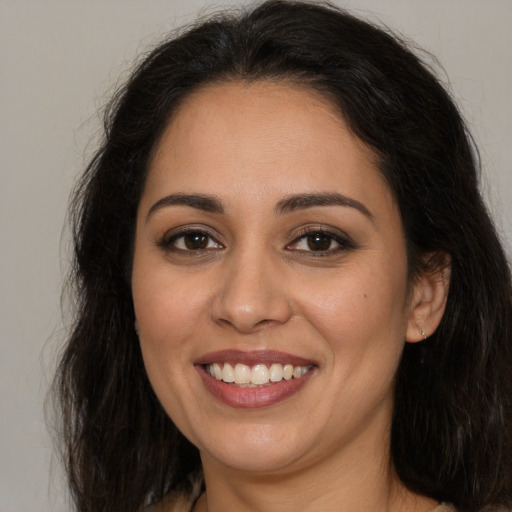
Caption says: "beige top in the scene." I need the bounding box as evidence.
[148,493,194,512]
[432,505,456,512]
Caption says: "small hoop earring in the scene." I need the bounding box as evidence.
[419,327,428,340]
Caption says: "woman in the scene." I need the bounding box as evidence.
[55,1,512,511]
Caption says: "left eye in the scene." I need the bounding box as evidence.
[288,231,351,254]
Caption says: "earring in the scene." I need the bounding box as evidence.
[419,327,428,340]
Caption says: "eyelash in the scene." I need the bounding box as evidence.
[157,226,355,257]
[158,227,224,254]
[287,227,355,257]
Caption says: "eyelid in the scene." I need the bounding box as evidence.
[155,223,355,256]
[286,225,356,254]
[157,225,224,252]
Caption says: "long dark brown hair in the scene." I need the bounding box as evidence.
[55,2,512,511]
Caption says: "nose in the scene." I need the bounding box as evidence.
[210,249,293,333]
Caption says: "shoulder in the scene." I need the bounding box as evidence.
[430,504,457,512]
[144,492,194,512]
[143,474,203,512]
[431,505,512,512]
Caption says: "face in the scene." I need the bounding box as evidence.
[132,81,417,476]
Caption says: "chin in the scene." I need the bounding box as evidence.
[198,423,310,473]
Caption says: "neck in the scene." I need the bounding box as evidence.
[194,424,436,512]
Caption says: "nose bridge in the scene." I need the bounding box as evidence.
[211,241,292,332]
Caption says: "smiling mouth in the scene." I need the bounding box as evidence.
[205,362,313,387]
[195,350,317,408]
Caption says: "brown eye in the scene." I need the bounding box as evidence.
[184,233,209,250]
[160,229,223,253]
[306,233,333,251]
[287,228,354,256]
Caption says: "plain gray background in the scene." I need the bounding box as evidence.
[1,1,511,511]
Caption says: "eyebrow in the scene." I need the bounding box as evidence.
[275,193,373,220]
[146,191,373,221]
[146,193,224,221]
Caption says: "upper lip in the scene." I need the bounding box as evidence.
[194,349,316,367]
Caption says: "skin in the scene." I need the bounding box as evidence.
[132,81,449,512]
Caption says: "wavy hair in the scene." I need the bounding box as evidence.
[55,1,512,511]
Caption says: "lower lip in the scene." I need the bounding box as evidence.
[196,365,315,409]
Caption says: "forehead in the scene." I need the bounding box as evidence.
[143,80,393,213]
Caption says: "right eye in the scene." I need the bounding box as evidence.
[160,229,223,253]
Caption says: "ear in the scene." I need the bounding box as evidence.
[405,253,451,343]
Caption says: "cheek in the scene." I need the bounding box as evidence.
[132,261,210,362]
[295,263,409,344]
[132,268,206,420]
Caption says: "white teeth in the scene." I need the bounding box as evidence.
[251,364,269,385]
[269,363,283,382]
[212,362,222,380]
[206,362,311,386]
[223,363,235,382]
[234,363,251,384]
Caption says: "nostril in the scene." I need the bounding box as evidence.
[209,265,294,332]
